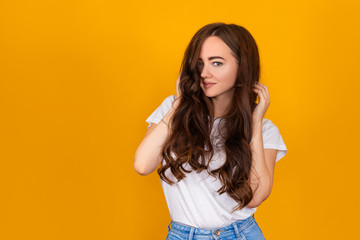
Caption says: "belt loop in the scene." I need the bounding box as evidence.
[188,226,195,240]
[168,220,173,231]
[232,222,241,239]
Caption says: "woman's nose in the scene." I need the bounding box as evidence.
[200,64,212,79]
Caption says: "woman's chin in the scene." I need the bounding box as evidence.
[201,88,218,98]
[204,92,217,98]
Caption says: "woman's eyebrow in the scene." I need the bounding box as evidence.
[199,56,225,60]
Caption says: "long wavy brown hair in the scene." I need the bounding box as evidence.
[157,22,261,212]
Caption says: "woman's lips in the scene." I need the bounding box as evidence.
[204,83,216,88]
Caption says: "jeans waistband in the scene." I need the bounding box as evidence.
[167,214,255,239]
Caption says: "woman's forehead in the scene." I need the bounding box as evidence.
[199,36,233,60]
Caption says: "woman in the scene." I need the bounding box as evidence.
[134,22,287,240]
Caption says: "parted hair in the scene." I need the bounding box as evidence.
[157,22,261,212]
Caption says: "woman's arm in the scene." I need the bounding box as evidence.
[246,120,277,208]
[245,82,278,208]
[134,97,180,176]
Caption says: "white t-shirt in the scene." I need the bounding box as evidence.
[145,95,288,229]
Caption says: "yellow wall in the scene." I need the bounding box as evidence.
[0,0,359,239]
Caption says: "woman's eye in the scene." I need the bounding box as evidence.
[197,62,223,67]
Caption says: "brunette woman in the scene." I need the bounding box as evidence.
[134,22,287,240]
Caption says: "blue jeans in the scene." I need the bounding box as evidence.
[166,214,265,240]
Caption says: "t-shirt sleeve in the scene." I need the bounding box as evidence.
[145,95,177,129]
[262,119,288,162]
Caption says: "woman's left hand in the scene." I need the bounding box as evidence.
[252,82,270,123]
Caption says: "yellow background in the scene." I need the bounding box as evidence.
[1,0,359,239]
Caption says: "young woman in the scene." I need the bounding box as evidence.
[134,22,287,240]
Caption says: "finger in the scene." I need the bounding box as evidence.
[254,83,264,92]
[262,87,269,101]
[254,84,265,97]
[258,82,270,99]
[253,89,260,103]
[264,86,269,100]
[253,87,262,100]
[258,85,269,103]
[255,83,269,101]
[256,88,265,102]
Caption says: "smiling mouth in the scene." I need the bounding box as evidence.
[204,83,216,88]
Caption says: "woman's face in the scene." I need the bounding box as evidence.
[198,36,239,99]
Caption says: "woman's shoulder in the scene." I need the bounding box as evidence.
[262,118,278,129]
[162,95,177,104]
[261,118,282,138]
[157,95,177,111]
[145,95,177,128]
[261,118,287,162]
